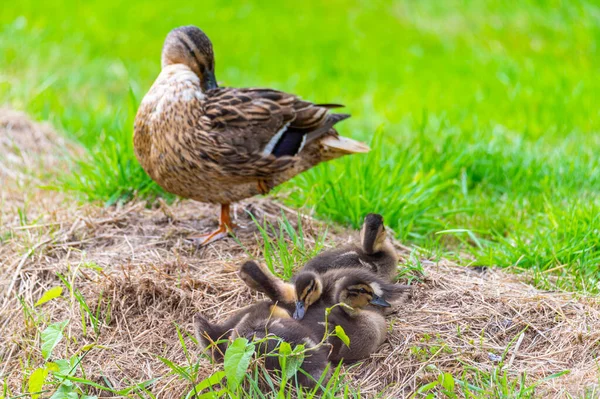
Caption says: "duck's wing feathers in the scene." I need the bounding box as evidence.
[203,88,350,159]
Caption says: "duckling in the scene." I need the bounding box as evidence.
[302,275,392,362]
[302,213,398,281]
[134,25,370,246]
[292,268,409,320]
[194,301,330,387]
[238,261,410,362]
[238,261,408,319]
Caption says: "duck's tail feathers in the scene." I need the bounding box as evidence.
[304,113,350,145]
[321,135,371,154]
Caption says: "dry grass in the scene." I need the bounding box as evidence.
[1,109,599,398]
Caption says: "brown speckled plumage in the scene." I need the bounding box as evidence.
[134,26,369,245]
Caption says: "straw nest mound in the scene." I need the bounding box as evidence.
[1,109,599,398]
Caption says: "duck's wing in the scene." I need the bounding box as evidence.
[203,87,350,159]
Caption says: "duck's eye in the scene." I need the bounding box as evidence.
[359,288,368,294]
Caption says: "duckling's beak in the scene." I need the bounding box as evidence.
[293,301,306,320]
[202,70,218,91]
[370,294,391,307]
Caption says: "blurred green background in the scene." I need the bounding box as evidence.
[1,0,599,290]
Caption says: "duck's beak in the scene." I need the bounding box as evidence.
[293,301,306,320]
[370,294,391,307]
[202,70,218,91]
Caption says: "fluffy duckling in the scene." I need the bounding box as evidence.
[292,268,409,320]
[302,213,398,281]
[134,26,370,246]
[302,275,391,362]
[239,261,410,362]
[238,261,408,319]
[194,301,330,387]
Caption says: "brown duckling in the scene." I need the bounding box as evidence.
[291,268,409,320]
[238,260,409,319]
[239,261,410,362]
[194,301,330,387]
[302,213,398,281]
[301,274,392,362]
[134,25,370,246]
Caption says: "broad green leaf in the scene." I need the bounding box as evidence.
[292,344,306,355]
[46,362,60,372]
[440,372,455,392]
[35,286,63,307]
[41,321,69,360]
[50,384,78,399]
[280,344,305,380]
[277,342,292,380]
[279,341,292,356]
[223,337,255,391]
[334,325,350,347]
[52,358,74,375]
[28,367,48,399]
[81,395,98,399]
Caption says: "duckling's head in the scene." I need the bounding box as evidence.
[360,213,387,254]
[293,272,323,320]
[161,25,218,91]
[337,276,391,316]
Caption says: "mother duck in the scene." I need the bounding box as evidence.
[134,26,369,246]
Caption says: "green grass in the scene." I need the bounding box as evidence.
[1,0,599,291]
[235,211,328,281]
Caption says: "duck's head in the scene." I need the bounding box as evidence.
[293,272,323,320]
[360,213,387,254]
[161,25,218,91]
[336,275,391,316]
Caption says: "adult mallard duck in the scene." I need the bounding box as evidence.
[134,25,370,246]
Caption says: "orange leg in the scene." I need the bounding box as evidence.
[257,179,269,195]
[188,204,236,246]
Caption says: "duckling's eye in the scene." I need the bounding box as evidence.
[359,288,368,294]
